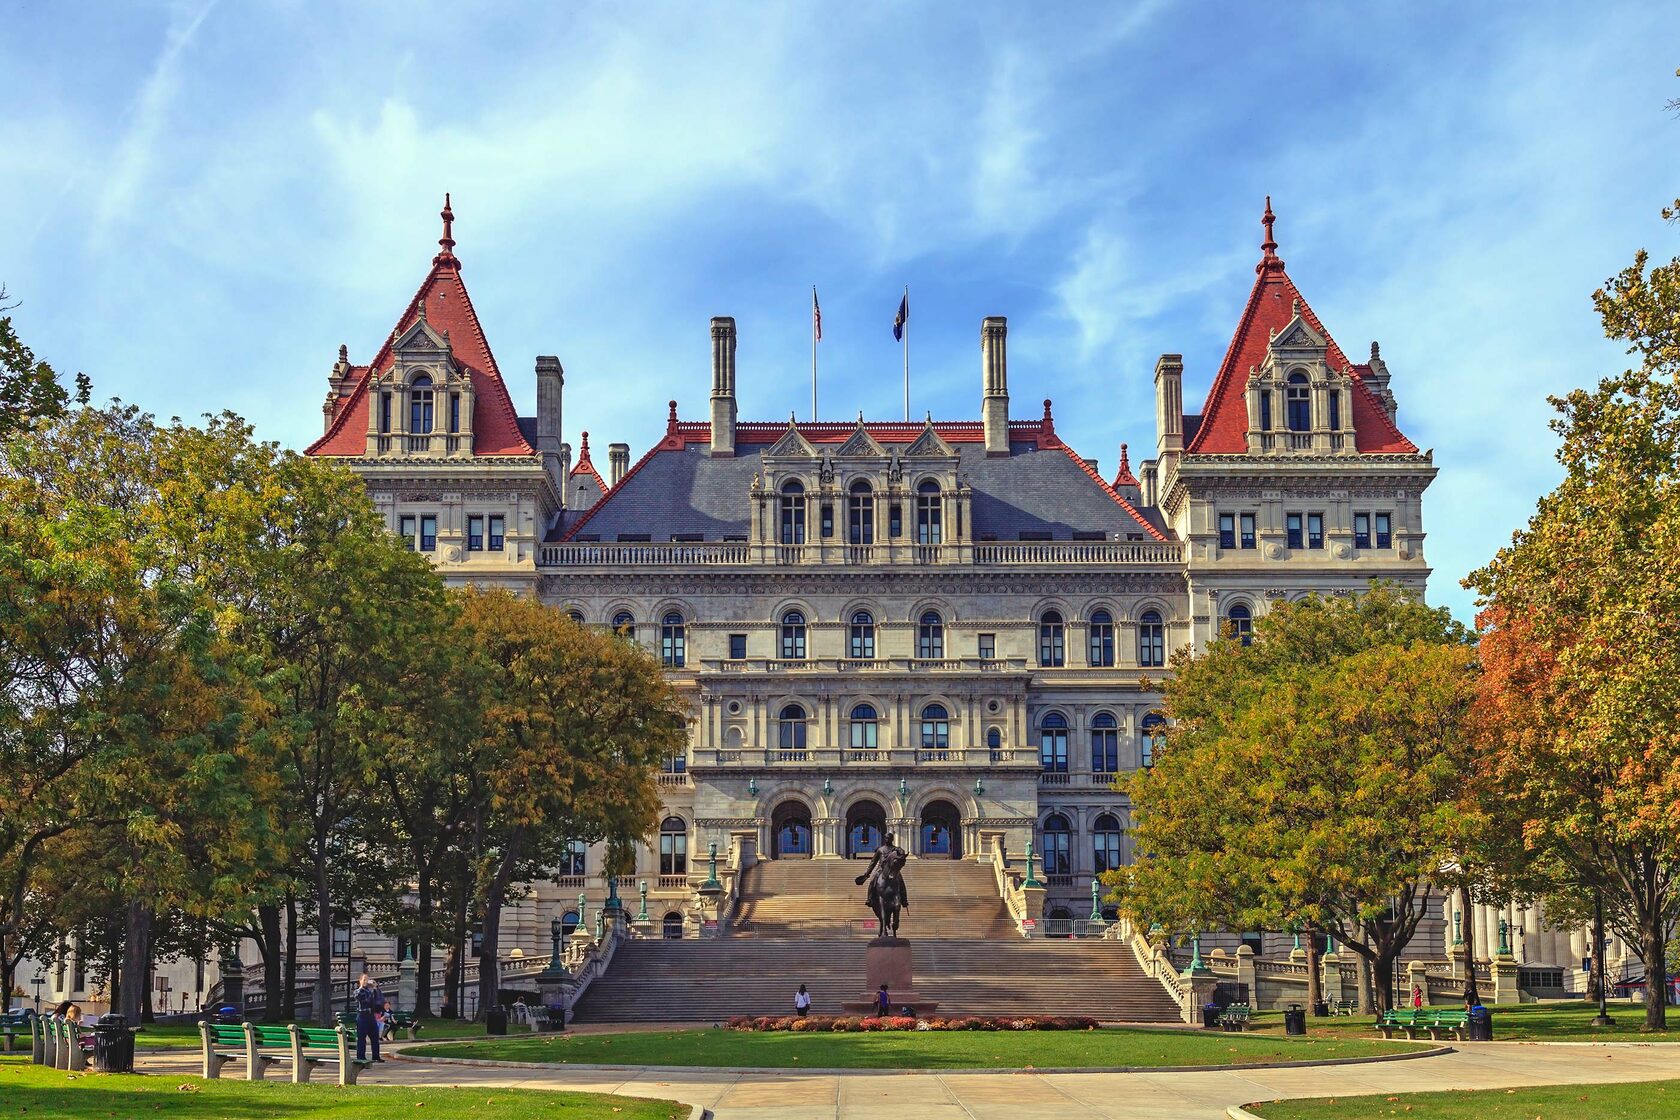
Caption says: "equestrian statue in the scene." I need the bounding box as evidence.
[854,833,910,939]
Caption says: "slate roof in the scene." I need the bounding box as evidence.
[553,414,1170,543]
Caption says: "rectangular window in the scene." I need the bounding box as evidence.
[1072,530,1106,541]
[73,953,85,994]
[449,393,461,433]
[617,533,651,542]
[1354,512,1371,549]
[672,533,704,542]
[1258,389,1272,431]
[1239,513,1257,550]
[888,504,902,537]
[332,924,351,958]
[978,633,996,660]
[1307,513,1324,549]
[419,515,437,552]
[380,392,392,434]
[1018,530,1052,541]
[1375,512,1392,549]
[399,515,417,549]
[1327,389,1341,431]
[728,634,748,660]
[820,503,834,538]
[1286,513,1303,550]
[467,515,484,552]
[1218,513,1236,550]
[488,515,505,551]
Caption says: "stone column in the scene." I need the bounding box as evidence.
[397,951,419,1015]
[1234,944,1257,1004]
[1319,950,1343,1008]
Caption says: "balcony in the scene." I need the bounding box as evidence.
[696,746,1034,769]
[539,539,1182,569]
[704,657,1029,675]
[656,772,693,789]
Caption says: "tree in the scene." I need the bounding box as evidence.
[451,589,688,1017]
[1109,586,1481,1013]
[0,287,85,439]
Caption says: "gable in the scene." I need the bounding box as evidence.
[764,420,818,458]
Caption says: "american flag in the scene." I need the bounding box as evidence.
[812,286,822,342]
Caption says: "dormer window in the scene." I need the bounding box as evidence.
[449,392,461,433]
[410,375,435,434]
[915,480,942,545]
[779,480,806,545]
[380,392,392,433]
[1285,372,1310,431]
[848,480,874,545]
[1327,388,1340,431]
[1258,389,1272,431]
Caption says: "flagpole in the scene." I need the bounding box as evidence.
[902,286,910,421]
[812,287,818,422]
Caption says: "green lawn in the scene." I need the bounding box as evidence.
[1241,1000,1680,1043]
[1249,1078,1680,1118]
[0,1056,681,1119]
[408,1025,1426,1069]
[135,1018,532,1050]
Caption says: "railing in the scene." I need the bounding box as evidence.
[706,657,1030,675]
[698,746,1032,768]
[1287,433,1313,450]
[539,540,1182,568]
[1039,772,1071,785]
[657,772,692,788]
[656,875,688,890]
[553,875,585,890]
[1045,874,1075,888]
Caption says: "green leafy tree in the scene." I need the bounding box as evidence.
[1110,586,1480,1013]
[0,287,86,438]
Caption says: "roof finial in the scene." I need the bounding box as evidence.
[1258,196,1283,272]
[1114,442,1138,487]
[578,431,591,459]
[434,192,459,268]
[1371,340,1381,360]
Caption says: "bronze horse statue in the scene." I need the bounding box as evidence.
[855,834,909,938]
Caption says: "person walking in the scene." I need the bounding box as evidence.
[1411,983,1423,1010]
[794,984,811,1018]
[354,974,386,1063]
[876,984,890,1017]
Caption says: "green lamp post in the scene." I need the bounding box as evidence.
[1023,841,1040,887]
[637,880,649,922]
[1497,916,1510,957]
[576,892,587,934]
[605,871,622,913]
[701,840,722,890]
[1089,879,1103,923]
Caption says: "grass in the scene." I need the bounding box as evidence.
[1248,1078,1680,1118]
[1240,1000,1680,1043]
[408,1025,1426,1069]
[134,1019,532,1050]
[0,1055,681,1119]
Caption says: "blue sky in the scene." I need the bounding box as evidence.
[4,1,1677,620]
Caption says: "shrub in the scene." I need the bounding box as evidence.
[790,1017,824,1032]
[831,1016,860,1032]
[857,1017,883,1031]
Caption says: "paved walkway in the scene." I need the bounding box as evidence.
[134,1041,1680,1119]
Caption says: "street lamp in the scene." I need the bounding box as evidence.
[549,915,564,969]
[31,973,44,1013]
[1592,891,1614,1028]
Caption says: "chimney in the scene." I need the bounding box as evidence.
[1154,354,1184,467]
[710,316,738,457]
[981,317,1009,456]
[535,355,564,492]
[608,442,630,486]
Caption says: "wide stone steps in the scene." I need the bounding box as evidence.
[570,938,1182,1023]
[732,858,1016,939]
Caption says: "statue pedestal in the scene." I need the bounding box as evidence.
[841,938,938,1016]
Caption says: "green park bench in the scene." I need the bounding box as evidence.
[0,1010,29,1054]
[53,1016,95,1071]
[201,1020,372,1085]
[1376,1008,1430,1039]
[1423,1008,1469,1041]
[1217,1003,1252,1031]
[287,1023,374,1084]
[389,1009,422,1040]
[201,1022,258,1079]
[29,1013,47,1064]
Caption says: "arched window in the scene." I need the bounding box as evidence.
[848,480,874,545]
[560,909,580,939]
[1225,602,1253,647]
[1140,713,1166,768]
[662,912,683,939]
[1138,610,1165,667]
[779,480,806,545]
[778,703,808,752]
[658,817,687,875]
[920,703,950,752]
[1088,609,1115,667]
[1093,812,1123,873]
[915,480,942,545]
[849,610,875,660]
[1042,813,1072,875]
[1286,372,1311,432]
[1091,712,1119,774]
[1040,712,1069,772]
[780,610,807,660]
[1039,610,1065,667]
[409,374,435,434]
[612,611,635,640]
[917,610,944,659]
[986,726,1003,760]
[849,703,879,751]
[660,612,686,668]
[567,609,586,626]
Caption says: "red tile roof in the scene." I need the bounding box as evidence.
[305,197,535,458]
[570,431,607,490]
[1112,442,1138,488]
[1184,202,1417,456]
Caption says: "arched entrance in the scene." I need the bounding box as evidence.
[919,800,962,858]
[662,912,684,940]
[770,800,813,858]
[845,799,887,858]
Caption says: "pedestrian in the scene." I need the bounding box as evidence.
[794,984,811,1018]
[876,984,890,1017]
[1411,983,1423,1010]
[353,973,387,1063]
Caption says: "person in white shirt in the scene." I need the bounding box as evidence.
[794,984,811,1017]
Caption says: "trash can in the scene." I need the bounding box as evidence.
[1311,999,1329,1018]
[1284,1006,1307,1036]
[213,1005,242,1026]
[92,1015,137,1074]
[485,1007,508,1035]
[1200,1004,1220,1029]
[1467,1005,1492,1041]
[542,1006,566,1032]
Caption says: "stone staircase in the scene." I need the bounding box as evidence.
[570,936,1183,1022]
[731,857,1018,939]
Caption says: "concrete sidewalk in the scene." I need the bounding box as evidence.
[133,1041,1680,1119]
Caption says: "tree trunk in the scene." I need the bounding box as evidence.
[141,955,155,1024]
[1589,902,1605,1003]
[312,862,334,1025]
[257,904,284,1021]
[415,874,433,1017]
[1460,887,1480,1004]
[1641,915,1668,1031]
[0,933,14,1012]
[1373,950,1397,1014]
[118,901,152,1020]
[1354,950,1374,1015]
[476,832,525,1018]
[443,854,469,1019]
[1304,932,1322,1013]
[283,894,298,1020]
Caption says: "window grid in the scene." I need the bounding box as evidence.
[1039,612,1065,667]
[1138,610,1165,667]
[1088,610,1115,667]
[660,613,686,668]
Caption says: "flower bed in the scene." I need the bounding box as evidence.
[723,1014,1099,1032]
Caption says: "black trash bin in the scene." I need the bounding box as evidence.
[93,1014,137,1074]
[542,1005,566,1032]
[1200,1004,1220,1029]
[484,1007,508,1035]
[1311,999,1330,1018]
[1467,1005,1492,1041]
[1284,1006,1307,1035]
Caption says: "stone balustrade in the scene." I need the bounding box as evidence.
[539,539,1183,569]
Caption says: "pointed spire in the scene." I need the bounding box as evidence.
[1113,442,1138,487]
[434,192,460,269]
[1258,195,1283,273]
[576,431,592,464]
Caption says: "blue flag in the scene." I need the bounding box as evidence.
[893,292,908,341]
